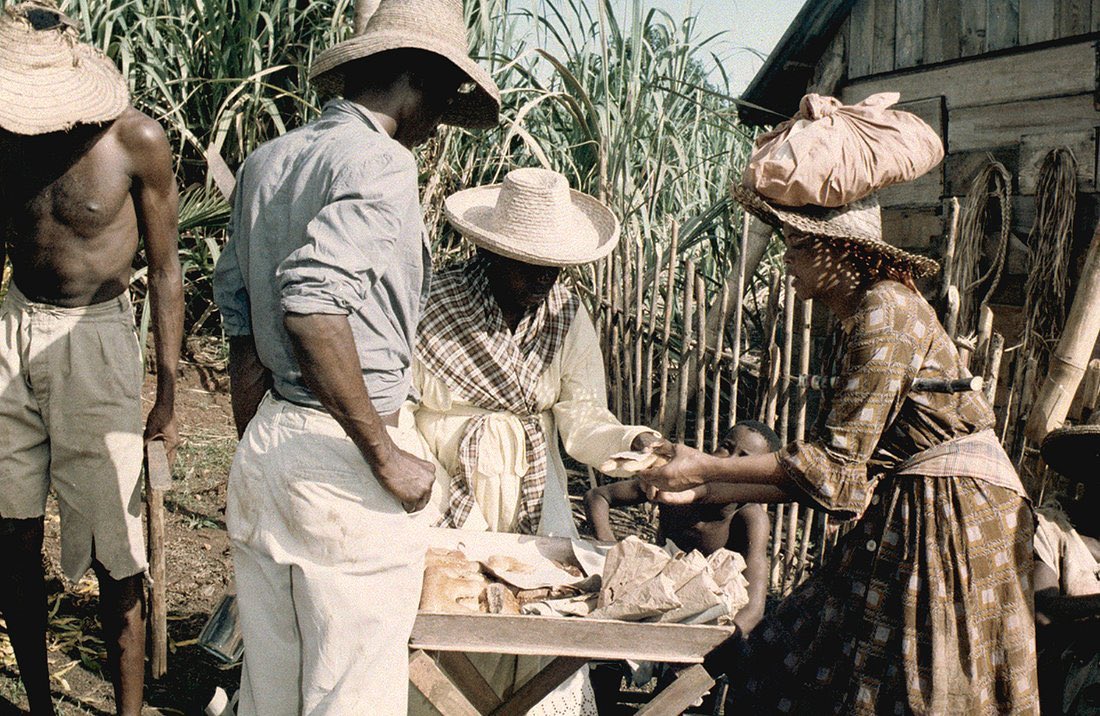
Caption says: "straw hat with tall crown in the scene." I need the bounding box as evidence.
[1041,409,1100,483]
[310,0,500,130]
[445,168,620,267]
[0,1,129,136]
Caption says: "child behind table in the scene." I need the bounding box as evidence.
[583,420,779,634]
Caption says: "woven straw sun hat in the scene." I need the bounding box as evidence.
[0,2,129,136]
[1040,409,1100,482]
[309,0,500,129]
[445,168,620,267]
[731,182,941,280]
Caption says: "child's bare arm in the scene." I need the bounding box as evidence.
[584,479,648,542]
[728,503,770,634]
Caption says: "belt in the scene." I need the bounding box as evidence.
[270,387,400,428]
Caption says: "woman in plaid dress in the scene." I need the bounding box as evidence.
[641,185,1039,714]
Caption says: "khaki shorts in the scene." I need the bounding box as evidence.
[0,285,147,582]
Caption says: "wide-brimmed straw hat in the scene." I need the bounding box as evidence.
[445,168,620,267]
[0,2,129,136]
[731,182,941,280]
[1041,409,1100,481]
[309,0,500,129]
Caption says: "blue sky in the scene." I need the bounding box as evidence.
[634,0,806,92]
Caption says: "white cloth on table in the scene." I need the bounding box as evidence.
[228,393,432,715]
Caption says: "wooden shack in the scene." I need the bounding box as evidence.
[739,0,1100,338]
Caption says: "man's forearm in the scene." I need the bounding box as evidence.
[227,335,271,438]
[284,312,394,467]
[149,267,183,409]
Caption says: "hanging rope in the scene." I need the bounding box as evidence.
[951,160,1012,336]
[1023,147,1079,375]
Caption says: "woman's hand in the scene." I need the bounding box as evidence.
[638,441,709,494]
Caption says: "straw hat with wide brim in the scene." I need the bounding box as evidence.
[1041,410,1100,481]
[309,0,500,130]
[445,168,620,267]
[732,183,941,280]
[0,2,129,136]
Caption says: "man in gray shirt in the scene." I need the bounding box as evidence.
[212,1,499,712]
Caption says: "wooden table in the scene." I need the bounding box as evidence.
[408,612,732,715]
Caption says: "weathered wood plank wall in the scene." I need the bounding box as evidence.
[849,0,1098,78]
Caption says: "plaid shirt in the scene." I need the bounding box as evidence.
[417,256,578,534]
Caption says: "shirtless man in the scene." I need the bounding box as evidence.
[0,4,182,715]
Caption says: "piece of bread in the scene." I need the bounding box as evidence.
[420,566,488,614]
[484,555,535,574]
[480,583,521,615]
[599,450,669,475]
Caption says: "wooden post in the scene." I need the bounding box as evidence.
[944,285,960,340]
[941,197,960,304]
[778,274,796,444]
[983,333,1005,405]
[974,306,995,377]
[656,225,679,431]
[145,440,172,679]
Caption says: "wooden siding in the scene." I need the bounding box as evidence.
[849,0,1100,79]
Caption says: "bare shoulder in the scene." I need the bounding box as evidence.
[112,107,169,151]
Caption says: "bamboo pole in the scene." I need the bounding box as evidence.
[728,218,750,430]
[793,298,815,588]
[709,282,731,452]
[610,251,624,420]
[642,245,662,424]
[675,260,697,441]
[656,225,680,431]
[759,269,783,427]
[1026,225,1100,444]
[778,274,796,444]
[633,239,645,426]
[694,276,708,449]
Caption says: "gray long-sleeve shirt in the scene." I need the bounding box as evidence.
[213,99,430,416]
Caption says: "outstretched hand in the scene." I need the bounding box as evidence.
[638,440,709,499]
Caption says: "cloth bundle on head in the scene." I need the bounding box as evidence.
[0,1,130,135]
[745,92,944,208]
[732,91,944,280]
[309,0,500,129]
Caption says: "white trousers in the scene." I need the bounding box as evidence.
[227,394,427,715]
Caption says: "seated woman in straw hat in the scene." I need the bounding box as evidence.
[640,134,1039,711]
[410,167,660,714]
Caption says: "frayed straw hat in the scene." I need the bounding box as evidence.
[0,2,129,136]
[731,183,941,280]
[310,0,500,129]
[1041,409,1100,482]
[445,168,620,267]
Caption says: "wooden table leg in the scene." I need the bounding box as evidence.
[409,650,483,716]
[437,651,503,713]
[491,656,588,716]
[635,664,715,716]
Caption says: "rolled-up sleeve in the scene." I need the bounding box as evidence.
[780,295,918,520]
[554,308,656,466]
[277,149,414,316]
[213,181,252,337]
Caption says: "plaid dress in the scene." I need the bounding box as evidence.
[730,281,1039,715]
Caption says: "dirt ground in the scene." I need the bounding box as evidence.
[0,340,659,715]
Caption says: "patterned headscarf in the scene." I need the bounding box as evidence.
[417,255,579,534]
